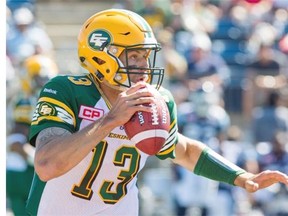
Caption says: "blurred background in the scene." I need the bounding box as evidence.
[6,0,288,215]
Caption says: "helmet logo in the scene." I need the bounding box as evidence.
[88,30,111,50]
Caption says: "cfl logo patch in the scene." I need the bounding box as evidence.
[88,30,111,50]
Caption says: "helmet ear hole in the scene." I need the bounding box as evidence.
[92,57,106,65]
[79,56,85,63]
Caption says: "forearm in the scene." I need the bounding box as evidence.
[193,147,246,185]
[174,134,247,186]
[35,114,117,181]
[173,134,206,171]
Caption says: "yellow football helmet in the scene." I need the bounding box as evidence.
[21,54,58,95]
[12,97,34,125]
[78,9,164,90]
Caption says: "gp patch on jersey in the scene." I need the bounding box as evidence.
[88,30,112,50]
[39,102,55,116]
[31,97,75,127]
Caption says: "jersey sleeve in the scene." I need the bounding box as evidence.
[29,76,77,146]
[156,88,178,160]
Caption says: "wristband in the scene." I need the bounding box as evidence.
[194,147,246,185]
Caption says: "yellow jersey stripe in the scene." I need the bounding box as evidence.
[169,118,176,131]
[31,116,66,125]
[157,144,175,156]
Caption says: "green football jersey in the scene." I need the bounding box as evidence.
[26,74,178,215]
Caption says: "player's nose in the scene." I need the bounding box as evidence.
[138,57,149,69]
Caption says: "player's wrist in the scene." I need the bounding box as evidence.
[234,172,255,188]
[87,113,118,137]
[103,113,121,128]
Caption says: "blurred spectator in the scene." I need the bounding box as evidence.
[243,43,288,120]
[177,89,230,147]
[156,29,187,88]
[137,0,167,33]
[246,22,279,56]
[6,55,20,103]
[6,98,35,216]
[253,131,288,215]
[167,0,221,56]
[6,0,35,12]
[250,91,288,144]
[156,30,189,105]
[172,90,230,216]
[184,32,231,104]
[6,7,54,67]
[272,7,288,40]
[179,0,220,35]
[216,125,259,216]
[112,0,134,10]
[6,55,22,134]
[168,14,194,56]
[258,131,288,173]
[248,44,284,76]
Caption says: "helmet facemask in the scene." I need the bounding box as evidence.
[106,43,164,90]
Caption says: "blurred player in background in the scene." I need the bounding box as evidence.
[25,9,288,216]
[6,54,58,134]
[6,98,35,216]
[20,54,59,98]
[6,54,58,215]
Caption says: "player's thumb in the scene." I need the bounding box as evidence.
[245,180,259,193]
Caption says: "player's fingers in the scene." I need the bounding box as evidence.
[130,104,154,114]
[123,89,155,105]
[268,171,288,184]
[125,81,148,95]
[123,97,155,112]
[245,180,259,193]
[129,96,156,106]
[257,170,288,184]
[118,84,151,102]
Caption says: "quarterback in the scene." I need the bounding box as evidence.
[26,9,288,215]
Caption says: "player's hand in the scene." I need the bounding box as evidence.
[237,170,288,193]
[107,82,155,126]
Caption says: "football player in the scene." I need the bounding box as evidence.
[26,9,288,215]
[21,54,59,97]
[6,98,35,216]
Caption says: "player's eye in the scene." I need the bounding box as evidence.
[129,54,138,61]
